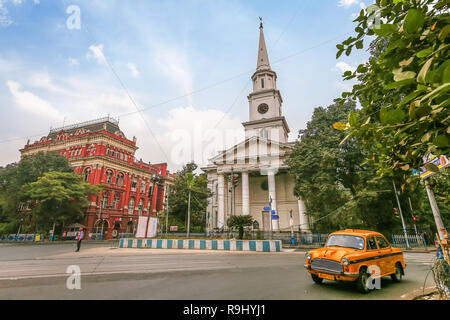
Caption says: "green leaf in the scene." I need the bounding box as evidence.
[384,78,415,90]
[424,163,440,173]
[439,24,450,41]
[416,48,432,58]
[403,9,425,34]
[373,23,398,37]
[355,40,364,49]
[380,109,406,125]
[443,64,450,84]
[433,135,449,148]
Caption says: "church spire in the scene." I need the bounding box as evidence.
[257,17,271,71]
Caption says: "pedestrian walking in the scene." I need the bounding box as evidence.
[75,228,84,252]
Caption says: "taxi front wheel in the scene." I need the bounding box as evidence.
[356,268,371,294]
[311,274,323,284]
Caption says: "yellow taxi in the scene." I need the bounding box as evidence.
[304,229,406,293]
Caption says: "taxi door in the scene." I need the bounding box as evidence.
[366,236,382,278]
[376,235,394,275]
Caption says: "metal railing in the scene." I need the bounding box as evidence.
[0,234,45,242]
[391,234,428,250]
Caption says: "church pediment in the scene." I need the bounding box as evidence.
[208,136,294,166]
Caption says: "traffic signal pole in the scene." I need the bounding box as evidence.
[393,181,410,249]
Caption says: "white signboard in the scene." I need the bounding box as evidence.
[136,216,158,238]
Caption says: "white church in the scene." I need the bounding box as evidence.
[202,21,311,233]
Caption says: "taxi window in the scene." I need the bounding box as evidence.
[376,236,390,249]
[367,237,378,250]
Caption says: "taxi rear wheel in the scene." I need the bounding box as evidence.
[391,263,403,282]
[311,274,323,284]
[356,268,371,294]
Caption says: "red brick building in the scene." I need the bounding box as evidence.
[20,117,172,239]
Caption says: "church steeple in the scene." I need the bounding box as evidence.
[257,17,271,71]
[242,19,290,144]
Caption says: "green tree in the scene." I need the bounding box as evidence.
[335,0,449,179]
[287,100,417,235]
[0,152,73,234]
[227,215,253,240]
[168,162,210,233]
[24,171,101,232]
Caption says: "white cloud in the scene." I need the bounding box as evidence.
[154,45,194,106]
[127,62,139,78]
[0,0,40,27]
[155,106,244,169]
[335,61,356,73]
[86,44,105,64]
[6,80,63,119]
[68,57,79,66]
[338,0,361,8]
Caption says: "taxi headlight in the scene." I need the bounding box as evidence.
[306,252,311,261]
[342,257,350,266]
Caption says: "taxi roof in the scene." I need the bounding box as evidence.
[330,229,384,237]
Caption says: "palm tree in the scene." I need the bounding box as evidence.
[227,215,253,240]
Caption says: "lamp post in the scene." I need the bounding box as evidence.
[145,174,158,238]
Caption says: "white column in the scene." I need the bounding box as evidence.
[217,174,225,230]
[267,169,278,231]
[242,171,250,216]
[298,197,310,232]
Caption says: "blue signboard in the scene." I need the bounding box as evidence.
[263,206,271,211]
[272,215,279,220]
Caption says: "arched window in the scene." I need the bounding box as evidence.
[106,170,114,184]
[131,178,138,191]
[113,193,121,209]
[116,173,124,186]
[84,168,91,182]
[140,181,146,194]
[261,78,264,89]
[260,128,268,139]
[128,197,135,215]
[138,199,144,215]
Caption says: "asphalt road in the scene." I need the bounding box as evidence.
[0,242,437,300]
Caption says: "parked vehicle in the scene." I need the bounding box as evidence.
[304,229,406,293]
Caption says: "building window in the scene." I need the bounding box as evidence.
[138,199,144,215]
[124,154,128,162]
[84,168,91,182]
[131,178,138,191]
[140,181,146,194]
[120,153,123,160]
[128,197,135,215]
[106,148,110,156]
[116,173,124,186]
[101,194,109,208]
[113,193,121,209]
[261,78,264,89]
[106,170,114,184]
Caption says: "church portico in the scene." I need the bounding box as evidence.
[202,20,310,235]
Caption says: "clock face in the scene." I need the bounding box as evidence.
[258,103,269,114]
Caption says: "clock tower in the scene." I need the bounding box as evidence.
[242,19,290,143]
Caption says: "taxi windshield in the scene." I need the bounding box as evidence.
[325,235,365,250]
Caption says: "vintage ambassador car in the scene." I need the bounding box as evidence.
[304,230,406,293]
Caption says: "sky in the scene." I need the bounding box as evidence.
[0,0,371,172]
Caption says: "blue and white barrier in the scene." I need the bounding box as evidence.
[119,238,282,252]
